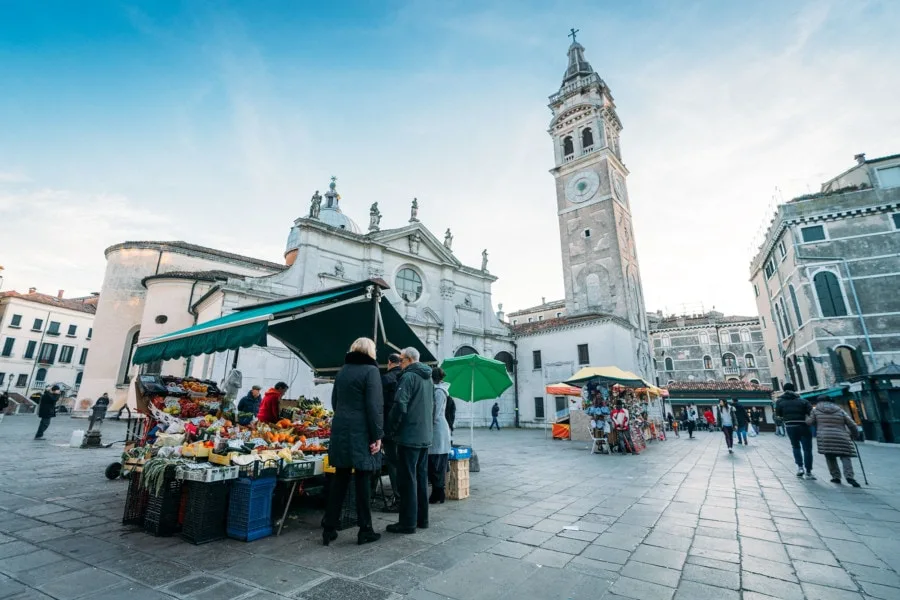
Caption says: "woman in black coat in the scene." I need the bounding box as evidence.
[322,338,384,546]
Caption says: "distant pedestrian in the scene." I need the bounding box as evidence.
[732,399,749,445]
[611,401,638,455]
[775,383,815,480]
[774,414,786,436]
[750,407,762,435]
[807,396,860,487]
[489,402,500,431]
[717,399,736,454]
[703,408,715,430]
[681,410,695,439]
[35,385,62,440]
[666,412,678,437]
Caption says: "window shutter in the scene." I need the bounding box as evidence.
[828,347,844,382]
[793,356,805,390]
[771,377,780,391]
[852,346,868,376]
[805,353,819,387]
[815,273,836,317]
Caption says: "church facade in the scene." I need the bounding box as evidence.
[511,36,653,426]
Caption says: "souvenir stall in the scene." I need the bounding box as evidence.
[544,382,583,440]
[565,366,662,452]
[121,279,437,543]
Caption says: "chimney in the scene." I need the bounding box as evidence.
[57,290,65,300]
[541,296,546,305]
[28,287,36,294]
[854,153,866,165]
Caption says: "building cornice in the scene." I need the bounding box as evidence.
[105,241,285,272]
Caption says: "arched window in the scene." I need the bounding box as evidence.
[455,345,479,357]
[833,345,863,379]
[720,330,730,344]
[750,378,760,385]
[667,380,675,385]
[75,371,83,386]
[699,331,709,345]
[660,335,671,348]
[396,268,423,303]
[780,299,792,334]
[653,358,658,370]
[703,355,713,370]
[745,353,756,368]
[120,327,141,384]
[664,357,674,371]
[494,351,514,373]
[789,285,803,326]
[740,329,751,343]
[581,128,594,149]
[35,368,47,383]
[814,271,847,317]
[562,136,574,157]
[722,353,736,367]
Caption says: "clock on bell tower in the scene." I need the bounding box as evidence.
[549,32,646,335]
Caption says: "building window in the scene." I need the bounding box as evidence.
[9,314,22,328]
[753,284,759,298]
[832,346,865,380]
[538,315,543,321]
[15,374,27,387]
[876,166,900,188]
[22,340,36,359]
[512,319,517,325]
[75,371,83,386]
[35,368,47,384]
[47,321,61,336]
[660,335,671,348]
[703,355,713,370]
[59,345,75,364]
[581,127,593,149]
[454,346,478,357]
[1,338,13,357]
[745,353,756,368]
[794,355,805,390]
[527,317,533,323]
[555,396,568,417]
[893,213,900,229]
[814,271,847,317]
[720,330,729,345]
[731,331,741,344]
[0,373,4,386]
[801,225,826,242]
[699,331,709,344]
[805,353,819,387]
[32,318,43,332]
[788,285,803,326]
[761,316,766,329]
[722,353,736,367]
[577,344,590,365]
[584,229,591,238]
[39,343,58,364]
[664,357,674,371]
[778,240,787,259]
[769,349,774,362]
[764,259,776,279]
[741,329,751,343]
[67,324,77,337]
[79,348,89,366]
[556,312,562,318]
[534,397,545,420]
[532,350,542,370]
[87,328,93,340]
[395,268,423,303]
[562,136,574,157]
[653,358,658,370]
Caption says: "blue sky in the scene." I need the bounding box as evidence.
[1,0,897,316]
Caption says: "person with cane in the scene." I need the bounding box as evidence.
[807,395,861,487]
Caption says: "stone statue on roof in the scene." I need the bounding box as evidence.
[309,191,322,219]
[409,198,419,222]
[369,202,381,232]
[481,249,489,271]
[443,228,453,251]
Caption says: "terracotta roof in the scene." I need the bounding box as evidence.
[666,380,772,393]
[142,270,247,288]
[105,241,287,271]
[0,291,97,315]
[508,299,566,317]
[510,313,617,335]
[651,314,759,331]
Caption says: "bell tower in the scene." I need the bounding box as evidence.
[549,31,648,339]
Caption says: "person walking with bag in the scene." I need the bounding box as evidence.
[717,399,736,454]
[807,396,861,487]
[732,399,750,445]
[321,338,384,546]
[775,383,816,480]
[35,385,61,440]
[428,368,452,504]
[489,402,500,431]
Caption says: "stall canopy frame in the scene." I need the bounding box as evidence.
[132,279,436,374]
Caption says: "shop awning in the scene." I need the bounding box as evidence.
[565,366,647,388]
[132,279,436,373]
[669,398,774,407]
[546,383,583,396]
[800,386,847,400]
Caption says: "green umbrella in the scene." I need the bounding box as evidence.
[440,354,513,449]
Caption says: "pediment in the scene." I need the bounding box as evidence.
[370,223,461,267]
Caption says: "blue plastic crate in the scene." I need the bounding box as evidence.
[450,445,472,460]
[228,476,275,534]
[227,523,272,542]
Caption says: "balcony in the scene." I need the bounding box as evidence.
[582,146,594,155]
[723,366,740,376]
[564,154,575,163]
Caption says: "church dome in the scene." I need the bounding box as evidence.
[319,206,360,233]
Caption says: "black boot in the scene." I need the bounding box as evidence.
[322,528,338,546]
[357,526,381,545]
[429,487,445,504]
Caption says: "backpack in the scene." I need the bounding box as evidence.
[445,396,456,431]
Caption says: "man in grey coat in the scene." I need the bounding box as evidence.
[386,347,433,534]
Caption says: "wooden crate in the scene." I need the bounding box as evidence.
[447,480,470,500]
[447,458,470,500]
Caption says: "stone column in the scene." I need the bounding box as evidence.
[439,280,455,359]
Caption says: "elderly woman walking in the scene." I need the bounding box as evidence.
[807,395,861,488]
[322,338,384,546]
[428,368,452,504]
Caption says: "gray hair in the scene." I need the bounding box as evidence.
[400,347,420,362]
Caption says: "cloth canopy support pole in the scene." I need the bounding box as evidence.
[470,365,475,450]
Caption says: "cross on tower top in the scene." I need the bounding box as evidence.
[568,28,579,43]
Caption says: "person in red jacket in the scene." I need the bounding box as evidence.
[704,408,716,430]
[257,382,288,423]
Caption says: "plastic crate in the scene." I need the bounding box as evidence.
[238,460,279,480]
[122,472,149,526]
[280,460,315,479]
[182,481,230,545]
[242,524,274,542]
[144,468,183,536]
[227,476,276,541]
[177,465,239,483]
[449,445,472,460]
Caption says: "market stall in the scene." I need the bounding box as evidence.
[543,382,583,440]
[120,279,437,543]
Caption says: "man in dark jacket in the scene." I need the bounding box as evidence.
[386,347,433,534]
[380,354,403,508]
[732,399,750,445]
[35,385,61,440]
[237,385,262,415]
[776,383,815,479]
[489,402,500,430]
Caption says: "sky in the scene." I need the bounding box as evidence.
[1,0,898,316]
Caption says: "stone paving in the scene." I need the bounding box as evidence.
[2,415,900,600]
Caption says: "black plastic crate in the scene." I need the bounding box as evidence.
[182,481,229,545]
[143,468,183,537]
[238,460,280,480]
[122,471,149,526]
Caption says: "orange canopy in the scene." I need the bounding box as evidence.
[545,382,583,396]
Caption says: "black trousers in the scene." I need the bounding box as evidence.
[323,468,372,531]
[35,417,52,438]
[428,453,449,490]
[382,439,399,497]
[397,445,429,528]
[686,421,695,438]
